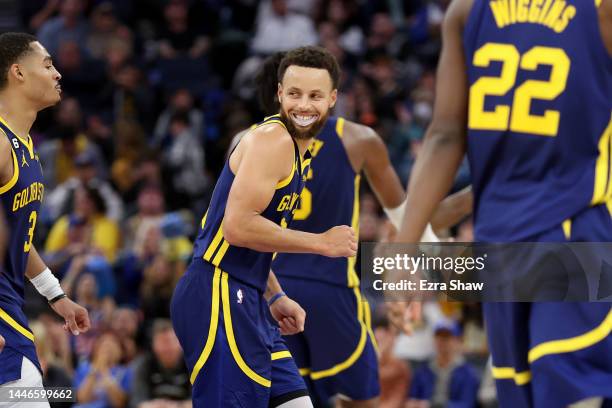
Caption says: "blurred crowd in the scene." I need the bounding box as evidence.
[1,0,485,406]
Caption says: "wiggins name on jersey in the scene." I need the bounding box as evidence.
[0,116,45,382]
[192,115,311,292]
[464,0,612,242]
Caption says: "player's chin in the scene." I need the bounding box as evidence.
[44,92,62,107]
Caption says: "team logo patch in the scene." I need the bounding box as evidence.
[236,289,243,304]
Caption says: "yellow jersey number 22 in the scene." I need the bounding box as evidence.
[469,43,570,137]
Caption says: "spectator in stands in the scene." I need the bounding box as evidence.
[316,0,365,56]
[38,97,106,189]
[30,321,74,408]
[152,88,204,148]
[44,210,91,277]
[154,0,209,60]
[374,315,410,408]
[407,320,480,408]
[23,0,62,32]
[140,254,180,328]
[46,150,124,223]
[74,331,132,408]
[54,40,107,109]
[130,319,190,408]
[46,186,121,262]
[86,2,133,60]
[110,307,140,364]
[110,120,147,189]
[123,185,165,254]
[37,0,89,55]
[38,312,74,375]
[69,272,112,362]
[160,111,208,212]
[251,0,318,54]
[101,61,154,128]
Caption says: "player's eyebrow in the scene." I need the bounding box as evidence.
[288,87,324,93]
[43,56,52,63]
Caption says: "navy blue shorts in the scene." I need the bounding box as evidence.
[484,204,612,407]
[171,259,308,407]
[278,276,380,403]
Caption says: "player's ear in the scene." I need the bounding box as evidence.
[9,64,24,83]
[277,82,283,104]
[329,89,338,108]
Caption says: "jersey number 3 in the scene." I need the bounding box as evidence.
[469,43,570,137]
[23,211,37,253]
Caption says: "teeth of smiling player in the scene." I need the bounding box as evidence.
[292,113,317,127]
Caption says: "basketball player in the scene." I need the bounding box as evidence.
[231,52,472,407]
[171,46,357,408]
[395,1,612,407]
[0,207,5,354]
[0,32,90,398]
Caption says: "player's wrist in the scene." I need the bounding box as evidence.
[383,199,406,230]
[29,267,65,301]
[267,291,286,307]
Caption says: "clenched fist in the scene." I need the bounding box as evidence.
[319,225,357,257]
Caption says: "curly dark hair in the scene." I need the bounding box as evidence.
[256,52,286,116]
[0,32,37,90]
[277,46,341,90]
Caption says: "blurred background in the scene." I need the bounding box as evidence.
[2,0,488,406]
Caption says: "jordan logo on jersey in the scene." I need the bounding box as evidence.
[21,150,29,167]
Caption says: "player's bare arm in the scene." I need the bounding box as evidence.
[0,134,13,188]
[347,121,472,234]
[0,204,4,354]
[600,0,612,55]
[224,124,356,257]
[430,185,473,231]
[396,0,473,243]
[345,121,405,208]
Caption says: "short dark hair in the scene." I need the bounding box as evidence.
[152,318,174,336]
[278,46,341,90]
[0,32,38,90]
[256,52,286,116]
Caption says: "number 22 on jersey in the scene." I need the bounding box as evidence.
[469,43,570,137]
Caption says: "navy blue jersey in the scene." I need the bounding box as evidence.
[464,0,612,242]
[273,117,361,287]
[191,115,311,292]
[0,115,44,382]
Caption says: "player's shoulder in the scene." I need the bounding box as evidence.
[242,122,295,157]
[444,0,475,28]
[0,128,12,163]
[343,120,378,142]
[343,119,386,150]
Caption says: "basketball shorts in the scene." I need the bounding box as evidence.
[171,259,308,407]
[484,204,612,407]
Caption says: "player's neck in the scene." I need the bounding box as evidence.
[295,137,313,158]
[0,93,37,139]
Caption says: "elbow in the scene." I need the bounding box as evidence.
[223,216,245,247]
